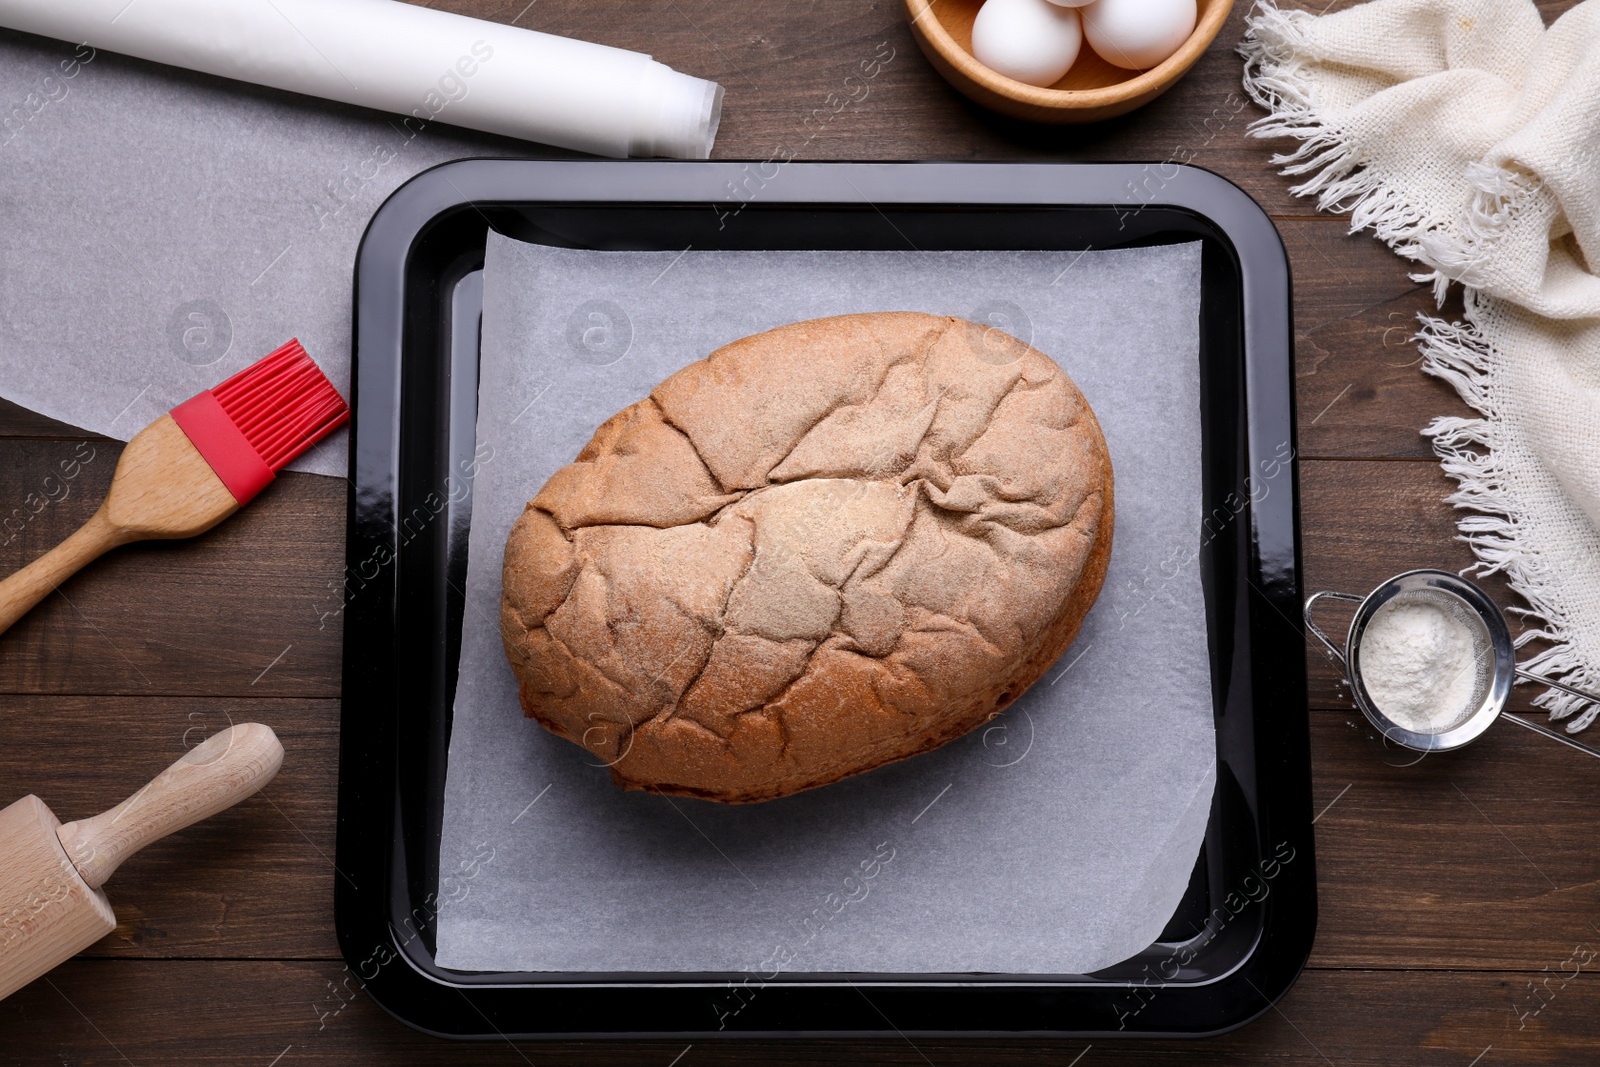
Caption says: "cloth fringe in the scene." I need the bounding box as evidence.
[1418,310,1600,729]
[1241,2,1600,731]
[1238,7,1441,257]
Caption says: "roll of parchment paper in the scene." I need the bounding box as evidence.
[0,0,724,158]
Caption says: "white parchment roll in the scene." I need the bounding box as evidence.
[0,0,724,158]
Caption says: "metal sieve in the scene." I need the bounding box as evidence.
[1305,569,1600,758]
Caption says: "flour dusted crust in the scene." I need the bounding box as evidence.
[500,312,1113,803]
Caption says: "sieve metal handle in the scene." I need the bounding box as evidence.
[1514,668,1600,709]
[1499,668,1600,760]
[1500,708,1600,760]
[1303,591,1364,672]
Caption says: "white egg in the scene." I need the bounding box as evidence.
[1043,0,1097,8]
[1081,0,1197,70]
[970,0,1083,88]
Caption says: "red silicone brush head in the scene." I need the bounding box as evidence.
[210,339,349,471]
[168,339,349,505]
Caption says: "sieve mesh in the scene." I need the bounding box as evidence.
[1354,588,1495,735]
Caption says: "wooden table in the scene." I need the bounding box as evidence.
[4,0,1596,1062]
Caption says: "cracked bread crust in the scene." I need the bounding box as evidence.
[500,312,1113,804]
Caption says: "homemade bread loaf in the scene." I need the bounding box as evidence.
[500,312,1113,803]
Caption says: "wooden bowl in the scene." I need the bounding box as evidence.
[905,0,1235,124]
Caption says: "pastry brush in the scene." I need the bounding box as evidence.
[0,340,348,636]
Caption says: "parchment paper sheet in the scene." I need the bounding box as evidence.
[0,29,527,475]
[436,234,1216,974]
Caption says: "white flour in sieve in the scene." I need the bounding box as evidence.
[1358,600,1479,732]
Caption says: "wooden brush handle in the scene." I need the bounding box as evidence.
[0,416,240,639]
[56,723,283,889]
[0,507,131,635]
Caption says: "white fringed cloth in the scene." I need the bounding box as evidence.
[1241,0,1600,730]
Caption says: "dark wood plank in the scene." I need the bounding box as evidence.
[1288,228,1474,459]
[6,698,1598,975]
[0,441,345,697]
[1,448,1555,710]
[0,397,98,439]
[3,961,1595,1064]
[0,697,339,960]
[1309,708,1600,972]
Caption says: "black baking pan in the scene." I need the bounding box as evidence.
[336,160,1313,1040]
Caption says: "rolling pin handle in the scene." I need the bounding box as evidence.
[54,723,283,889]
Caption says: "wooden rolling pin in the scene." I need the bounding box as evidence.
[0,723,282,1001]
